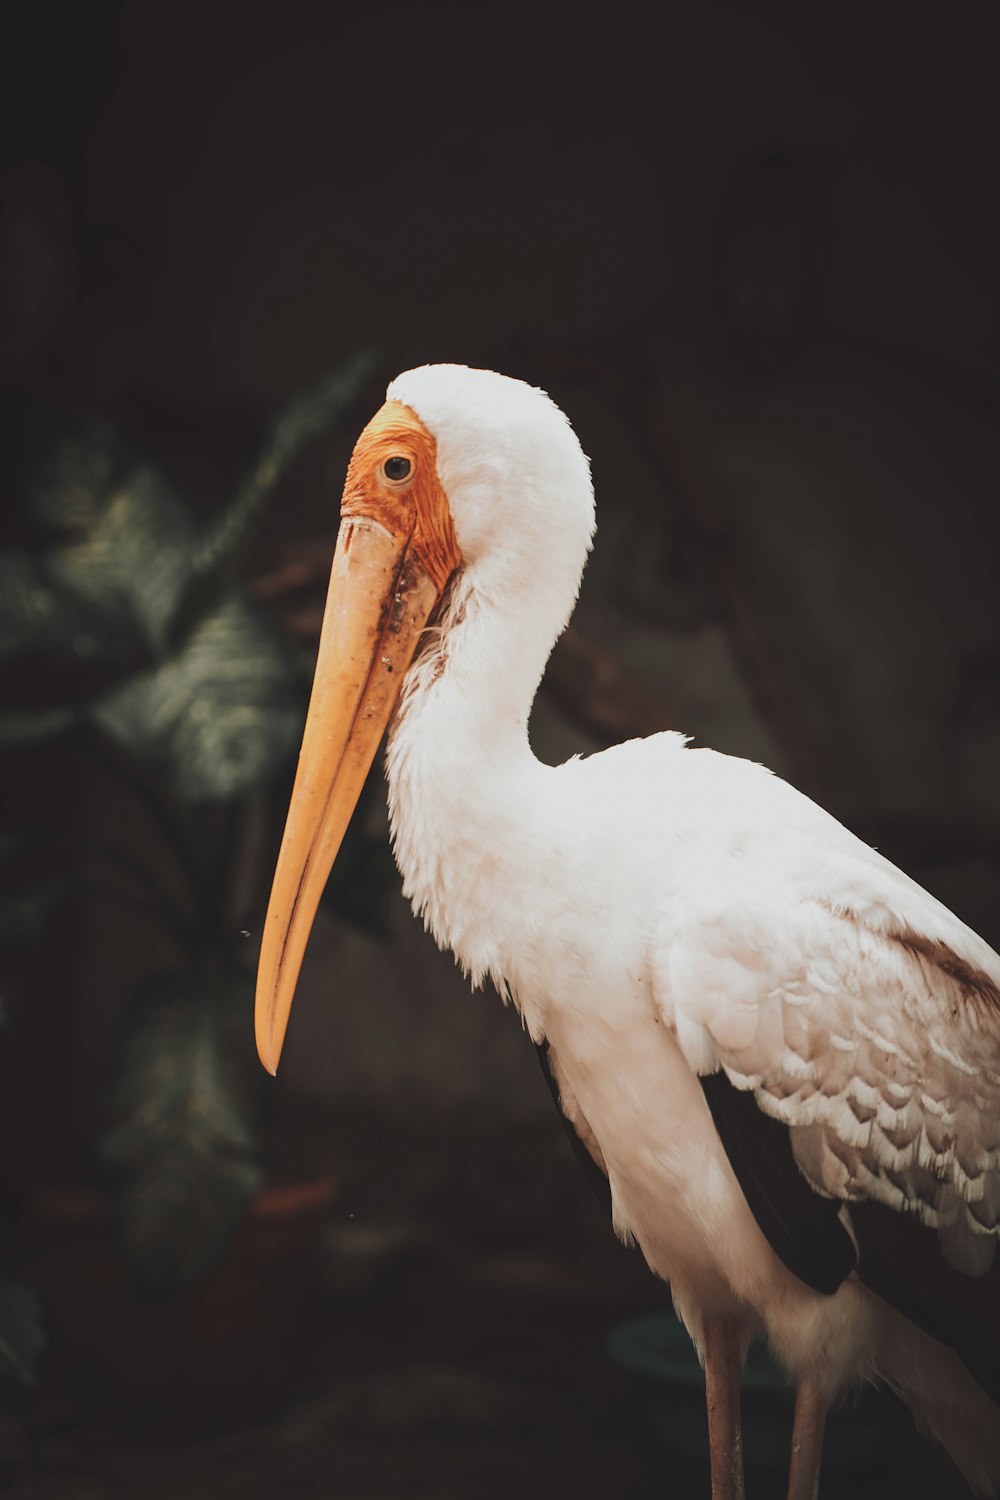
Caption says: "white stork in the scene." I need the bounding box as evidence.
[255,365,1000,1499]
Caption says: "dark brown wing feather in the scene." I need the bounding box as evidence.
[703,1071,1000,1406]
[852,1199,1000,1409]
[539,1041,1000,1408]
[537,1040,856,1294]
[700,1071,857,1295]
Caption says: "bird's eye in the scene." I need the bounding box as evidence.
[383,456,412,482]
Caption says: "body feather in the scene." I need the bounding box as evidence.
[379,364,1000,1492]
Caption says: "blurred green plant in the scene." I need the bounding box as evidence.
[0,351,391,1312]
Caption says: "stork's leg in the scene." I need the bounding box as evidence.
[703,1319,746,1500]
[786,1378,827,1500]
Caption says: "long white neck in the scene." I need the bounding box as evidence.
[385,539,584,990]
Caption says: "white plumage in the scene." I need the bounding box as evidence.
[383,365,1000,1493]
[257,363,1000,1497]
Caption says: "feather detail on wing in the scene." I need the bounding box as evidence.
[656,821,1000,1276]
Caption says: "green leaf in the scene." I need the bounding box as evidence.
[168,350,378,640]
[18,405,130,534]
[0,706,80,752]
[0,550,116,662]
[0,1275,45,1385]
[90,597,303,804]
[0,879,70,945]
[43,462,199,657]
[100,965,263,1297]
[8,354,374,667]
[11,406,200,663]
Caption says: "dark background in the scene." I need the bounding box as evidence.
[0,2,998,1496]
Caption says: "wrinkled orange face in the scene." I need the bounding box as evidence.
[254,399,462,1076]
[342,401,460,592]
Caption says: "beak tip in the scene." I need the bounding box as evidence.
[255,1025,280,1077]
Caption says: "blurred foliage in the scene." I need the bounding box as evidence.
[40,462,198,658]
[4,350,378,802]
[100,966,264,1298]
[0,351,383,1306]
[0,705,80,751]
[91,597,301,804]
[0,549,115,663]
[172,355,377,638]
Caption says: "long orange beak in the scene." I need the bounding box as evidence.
[255,401,460,1074]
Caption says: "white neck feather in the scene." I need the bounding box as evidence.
[385,538,584,991]
[381,362,596,994]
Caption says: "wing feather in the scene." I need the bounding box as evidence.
[655,803,1000,1273]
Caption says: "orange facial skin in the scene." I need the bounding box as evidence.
[342,401,460,592]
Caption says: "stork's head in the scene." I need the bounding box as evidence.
[255,364,594,1074]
